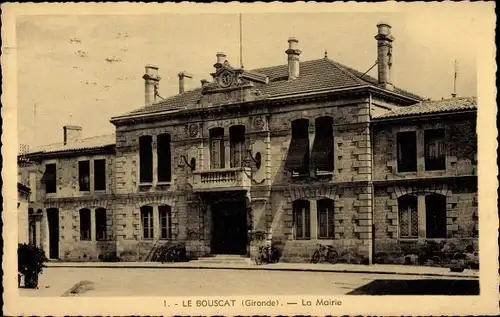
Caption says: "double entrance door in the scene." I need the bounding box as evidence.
[211,199,248,255]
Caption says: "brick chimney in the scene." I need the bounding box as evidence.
[142,64,161,106]
[178,72,193,94]
[63,125,82,145]
[375,22,394,90]
[286,37,301,80]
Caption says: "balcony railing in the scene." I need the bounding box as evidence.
[191,167,252,192]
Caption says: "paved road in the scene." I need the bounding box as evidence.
[18,267,478,297]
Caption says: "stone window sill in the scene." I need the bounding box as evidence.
[398,237,418,241]
[291,173,309,179]
[156,181,172,186]
[139,182,153,187]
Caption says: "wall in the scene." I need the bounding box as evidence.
[373,114,477,181]
[372,113,478,264]
[18,191,30,244]
[42,153,115,199]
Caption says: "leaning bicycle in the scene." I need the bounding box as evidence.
[311,244,338,264]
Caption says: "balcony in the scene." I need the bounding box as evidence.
[191,167,252,192]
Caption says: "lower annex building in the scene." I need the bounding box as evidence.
[18,22,478,264]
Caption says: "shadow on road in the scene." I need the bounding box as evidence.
[347,279,479,295]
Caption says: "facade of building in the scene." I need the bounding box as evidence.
[18,23,478,264]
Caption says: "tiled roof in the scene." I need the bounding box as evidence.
[25,133,115,155]
[373,96,477,119]
[125,58,423,116]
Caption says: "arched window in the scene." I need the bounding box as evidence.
[96,208,107,241]
[317,199,335,239]
[157,133,172,182]
[312,117,334,173]
[426,194,447,238]
[210,128,225,169]
[140,205,154,240]
[79,208,91,241]
[159,205,172,239]
[139,135,153,183]
[285,119,310,176]
[398,195,418,238]
[229,125,246,168]
[293,199,310,239]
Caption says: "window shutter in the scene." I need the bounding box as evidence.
[285,138,309,171]
[311,137,333,171]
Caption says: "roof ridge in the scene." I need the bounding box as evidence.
[30,133,115,151]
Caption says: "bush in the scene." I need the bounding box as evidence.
[18,243,47,288]
[154,244,188,263]
[102,252,120,262]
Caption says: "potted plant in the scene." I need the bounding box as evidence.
[18,243,47,288]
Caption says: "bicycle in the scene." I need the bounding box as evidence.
[311,244,338,264]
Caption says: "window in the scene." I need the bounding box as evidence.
[312,117,334,173]
[157,134,172,182]
[293,200,310,239]
[210,128,225,169]
[397,131,417,172]
[141,206,154,239]
[426,194,447,238]
[398,195,418,238]
[94,159,106,190]
[139,136,153,183]
[78,160,90,191]
[285,119,310,175]
[159,205,172,239]
[230,125,246,168]
[79,208,91,241]
[43,163,57,193]
[425,129,446,171]
[96,208,107,241]
[317,199,335,239]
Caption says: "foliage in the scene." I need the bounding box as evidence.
[18,243,47,276]
[255,245,280,265]
[152,243,188,263]
[102,252,121,262]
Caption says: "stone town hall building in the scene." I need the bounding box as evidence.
[18,23,478,264]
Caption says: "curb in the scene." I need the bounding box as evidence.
[44,263,478,279]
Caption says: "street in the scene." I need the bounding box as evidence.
[18,267,479,297]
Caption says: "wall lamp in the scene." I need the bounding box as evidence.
[180,155,196,171]
[245,149,262,170]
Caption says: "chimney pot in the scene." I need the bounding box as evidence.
[375,22,394,90]
[143,64,161,106]
[63,125,82,145]
[214,52,227,68]
[285,37,301,80]
[178,71,193,94]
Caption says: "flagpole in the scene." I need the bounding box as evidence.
[452,60,458,98]
[239,13,243,70]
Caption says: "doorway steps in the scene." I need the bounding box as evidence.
[192,254,253,265]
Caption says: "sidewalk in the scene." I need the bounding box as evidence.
[45,261,479,279]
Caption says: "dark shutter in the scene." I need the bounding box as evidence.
[311,136,334,171]
[41,164,56,183]
[285,138,309,172]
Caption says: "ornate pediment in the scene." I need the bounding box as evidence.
[199,54,268,107]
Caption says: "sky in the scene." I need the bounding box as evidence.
[16,10,480,148]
